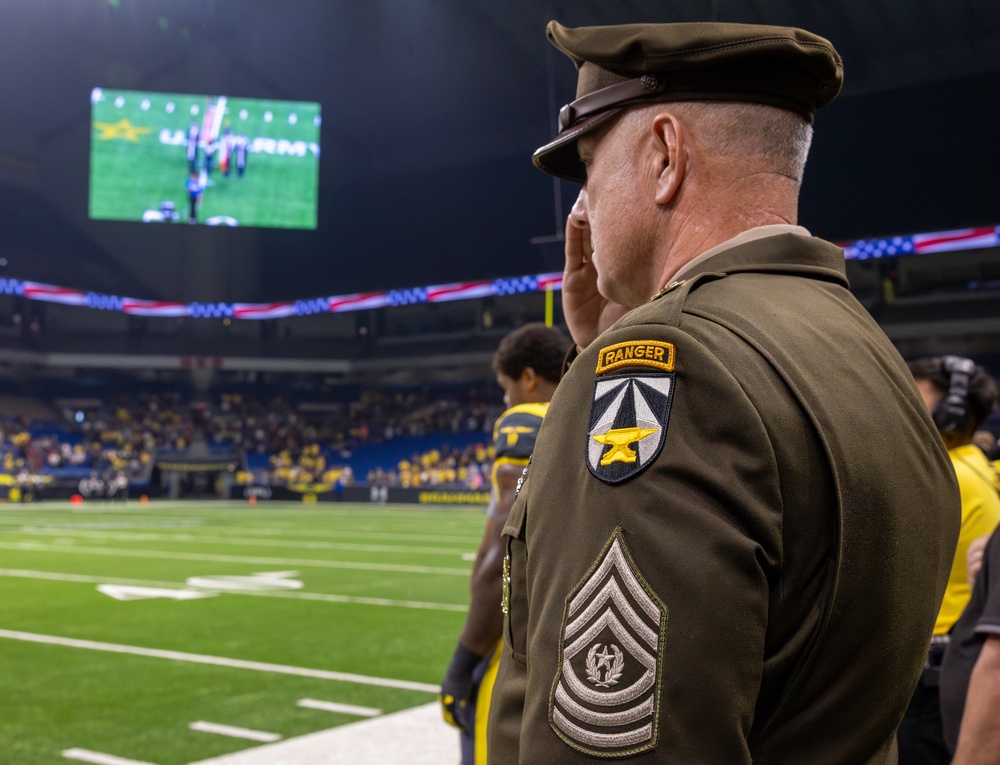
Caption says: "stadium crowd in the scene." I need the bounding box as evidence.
[0,386,505,491]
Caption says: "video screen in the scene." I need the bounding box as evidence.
[89,88,320,229]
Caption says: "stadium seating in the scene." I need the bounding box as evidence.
[0,385,502,497]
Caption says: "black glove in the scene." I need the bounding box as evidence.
[439,642,483,732]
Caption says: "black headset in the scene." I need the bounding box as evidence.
[932,355,977,435]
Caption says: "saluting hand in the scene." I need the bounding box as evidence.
[562,193,631,351]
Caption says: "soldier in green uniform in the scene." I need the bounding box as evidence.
[487,21,961,764]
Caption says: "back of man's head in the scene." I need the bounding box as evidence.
[659,101,814,183]
[493,323,572,384]
[907,356,999,444]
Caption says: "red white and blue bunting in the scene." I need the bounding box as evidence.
[2,225,996,320]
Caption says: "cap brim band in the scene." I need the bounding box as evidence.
[531,108,622,183]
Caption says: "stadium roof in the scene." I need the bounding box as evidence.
[0,0,997,304]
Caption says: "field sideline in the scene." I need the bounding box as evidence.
[0,500,482,764]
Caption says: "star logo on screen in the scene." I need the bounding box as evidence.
[93,118,153,142]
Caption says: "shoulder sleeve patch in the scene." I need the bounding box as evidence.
[596,341,675,375]
[493,410,544,460]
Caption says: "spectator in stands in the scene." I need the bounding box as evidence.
[440,323,572,765]
[2,387,505,498]
[110,471,129,502]
[16,467,32,502]
[899,356,1000,764]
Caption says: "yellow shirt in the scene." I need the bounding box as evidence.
[935,444,1000,634]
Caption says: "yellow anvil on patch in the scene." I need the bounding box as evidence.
[592,427,659,466]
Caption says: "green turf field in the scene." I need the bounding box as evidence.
[89,89,320,229]
[0,500,481,764]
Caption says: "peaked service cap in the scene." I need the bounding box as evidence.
[533,21,843,182]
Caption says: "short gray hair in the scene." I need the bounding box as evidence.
[628,101,814,183]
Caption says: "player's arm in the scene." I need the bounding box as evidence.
[440,460,523,730]
[461,461,523,654]
[951,635,1000,765]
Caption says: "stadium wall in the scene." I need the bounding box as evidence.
[232,484,489,506]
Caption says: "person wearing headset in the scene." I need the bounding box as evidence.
[899,356,1000,765]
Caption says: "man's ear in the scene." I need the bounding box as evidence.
[519,367,539,392]
[650,112,686,206]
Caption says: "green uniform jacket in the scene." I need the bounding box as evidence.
[487,233,960,764]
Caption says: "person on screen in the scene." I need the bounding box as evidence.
[220,128,234,177]
[234,134,250,178]
[203,135,218,176]
[186,121,200,172]
[185,170,203,224]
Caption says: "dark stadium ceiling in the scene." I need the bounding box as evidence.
[0,0,997,303]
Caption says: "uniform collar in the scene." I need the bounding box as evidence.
[670,225,808,282]
[657,225,848,297]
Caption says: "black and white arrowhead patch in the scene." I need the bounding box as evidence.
[587,373,674,485]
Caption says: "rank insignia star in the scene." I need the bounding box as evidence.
[93,118,153,142]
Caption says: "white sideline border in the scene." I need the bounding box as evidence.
[0,540,469,576]
[0,568,467,613]
[187,702,455,765]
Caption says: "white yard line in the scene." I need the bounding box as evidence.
[189,722,281,743]
[18,521,207,531]
[12,528,474,557]
[0,629,439,693]
[224,528,480,543]
[0,541,469,576]
[297,698,382,717]
[62,749,157,765]
[186,702,455,765]
[0,568,467,612]
[3,499,464,513]
[0,568,181,588]
[277,590,466,611]
[11,522,480,544]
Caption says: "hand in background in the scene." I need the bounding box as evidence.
[967,533,992,589]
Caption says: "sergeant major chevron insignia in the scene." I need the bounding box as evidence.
[587,340,675,485]
[549,528,667,758]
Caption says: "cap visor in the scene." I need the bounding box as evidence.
[531,109,622,182]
